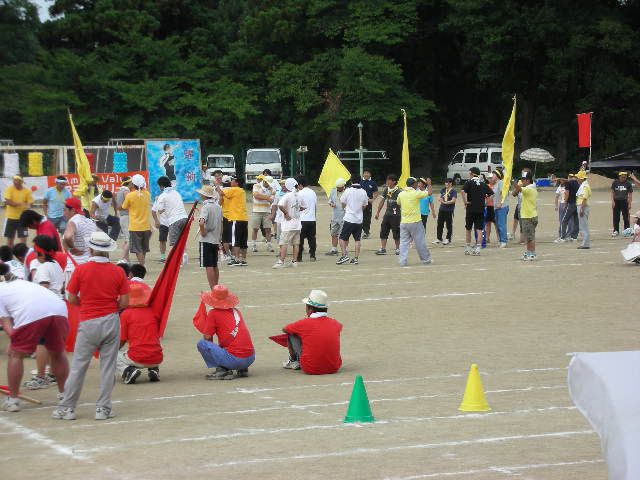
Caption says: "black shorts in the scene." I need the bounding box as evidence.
[514,206,521,220]
[380,215,400,240]
[199,242,219,268]
[158,225,169,242]
[230,220,248,249]
[339,221,363,242]
[4,218,28,239]
[485,206,495,222]
[222,218,232,244]
[465,210,485,231]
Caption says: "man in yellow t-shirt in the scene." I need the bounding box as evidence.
[576,170,592,249]
[121,174,151,265]
[216,177,249,266]
[512,169,538,261]
[3,175,33,247]
[396,177,432,266]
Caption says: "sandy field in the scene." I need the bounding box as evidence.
[0,185,636,480]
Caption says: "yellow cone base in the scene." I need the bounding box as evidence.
[459,363,491,412]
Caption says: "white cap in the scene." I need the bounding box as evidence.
[335,177,346,187]
[221,175,232,183]
[263,175,273,183]
[131,174,146,188]
[284,178,298,192]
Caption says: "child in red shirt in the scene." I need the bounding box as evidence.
[194,285,255,380]
[282,289,342,375]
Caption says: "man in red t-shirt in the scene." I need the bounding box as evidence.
[52,231,129,422]
[117,283,162,384]
[282,289,342,375]
[20,209,62,251]
[194,285,255,380]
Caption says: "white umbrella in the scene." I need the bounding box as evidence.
[520,148,555,163]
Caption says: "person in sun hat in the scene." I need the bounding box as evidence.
[281,289,343,375]
[116,281,162,385]
[197,184,222,288]
[120,173,152,265]
[611,171,633,238]
[194,284,255,380]
[575,169,592,249]
[3,174,33,248]
[53,230,129,421]
[326,177,347,255]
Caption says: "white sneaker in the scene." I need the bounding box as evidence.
[442,239,450,245]
[612,231,619,237]
[431,239,441,245]
[266,243,274,252]
[507,233,515,240]
[23,376,50,390]
[554,237,565,243]
[272,260,285,269]
[471,246,481,256]
[251,244,258,252]
[290,261,299,268]
[282,359,301,370]
[3,397,20,412]
[499,242,507,248]
[95,407,115,420]
[464,246,471,255]
[52,407,76,420]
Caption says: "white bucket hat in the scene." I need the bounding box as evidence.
[131,174,146,189]
[302,289,328,309]
[335,177,346,188]
[86,231,118,252]
[284,178,298,192]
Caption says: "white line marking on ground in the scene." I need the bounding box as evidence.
[202,430,595,468]
[384,459,604,479]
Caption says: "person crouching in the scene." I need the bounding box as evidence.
[282,290,343,375]
[195,285,255,380]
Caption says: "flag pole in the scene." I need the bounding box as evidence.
[588,112,593,171]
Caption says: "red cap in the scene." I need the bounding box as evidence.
[65,197,83,214]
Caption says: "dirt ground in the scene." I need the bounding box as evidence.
[0,185,636,480]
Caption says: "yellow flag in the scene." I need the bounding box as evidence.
[69,111,93,197]
[318,149,351,197]
[501,97,516,203]
[398,109,411,188]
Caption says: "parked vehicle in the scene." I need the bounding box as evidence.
[244,148,283,186]
[203,154,235,181]
[446,144,503,184]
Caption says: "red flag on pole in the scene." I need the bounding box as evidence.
[577,112,592,148]
[148,201,198,337]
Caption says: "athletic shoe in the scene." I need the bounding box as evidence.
[612,231,619,237]
[282,359,301,370]
[122,366,141,384]
[442,239,450,245]
[507,233,515,240]
[471,246,480,256]
[310,257,316,262]
[57,392,64,401]
[464,246,471,255]
[238,260,248,266]
[554,237,565,243]
[45,373,56,384]
[206,367,231,380]
[229,260,243,267]
[569,237,577,242]
[52,407,76,420]
[95,407,115,420]
[148,368,160,382]
[375,248,387,255]
[499,242,507,248]
[158,255,166,263]
[349,257,359,264]
[290,261,299,268]
[272,260,286,269]
[577,245,590,249]
[325,249,338,255]
[227,257,239,266]
[221,370,240,380]
[236,369,249,378]
[23,376,49,390]
[336,255,350,265]
[266,243,274,252]
[528,253,537,261]
[521,252,531,261]
[422,259,433,265]
[3,397,20,412]
[251,244,258,252]
[432,239,441,245]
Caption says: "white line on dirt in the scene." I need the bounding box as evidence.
[384,459,604,479]
[201,430,595,468]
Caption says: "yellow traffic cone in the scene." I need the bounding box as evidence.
[458,363,491,412]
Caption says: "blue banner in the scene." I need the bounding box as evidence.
[145,139,201,201]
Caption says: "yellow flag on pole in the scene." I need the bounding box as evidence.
[398,108,411,188]
[500,97,517,203]
[318,149,351,197]
[69,111,93,197]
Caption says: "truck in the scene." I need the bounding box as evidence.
[244,148,283,186]
[203,153,235,182]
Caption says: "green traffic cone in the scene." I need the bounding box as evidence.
[344,375,375,423]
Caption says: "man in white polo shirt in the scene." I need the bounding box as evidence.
[152,176,188,261]
[0,274,69,412]
[296,175,318,262]
[274,178,306,268]
[250,175,275,252]
[336,176,369,265]
[90,190,120,241]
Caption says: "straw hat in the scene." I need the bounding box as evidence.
[201,284,239,309]
[302,289,328,309]
[128,282,151,307]
[197,184,217,198]
[86,231,117,252]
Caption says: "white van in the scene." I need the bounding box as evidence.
[203,154,235,181]
[446,144,503,184]
[244,148,283,186]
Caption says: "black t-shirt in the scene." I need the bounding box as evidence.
[463,177,493,213]
[361,179,378,199]
[565,180,579,204]
[381,186,402,217]
[611,180,633,201]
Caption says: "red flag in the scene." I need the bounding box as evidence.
[269,333,289,348]
[577,112,592,148]
[148,202,198,337]
[192,300,210,335]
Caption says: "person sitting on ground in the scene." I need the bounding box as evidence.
[281,289,343,375]
[195,284,255,380]
[117,283,161,384]
[19,209,62,250]
[128,263,147,285]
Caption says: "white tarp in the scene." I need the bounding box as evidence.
[568,351,640,480]
[3,152,19,178]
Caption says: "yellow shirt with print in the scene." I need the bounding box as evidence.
[397,188,430,224]
[520,184,538,218]
[222,187,248,221]
[576,181,592,206]
[4,185,33,220]
[121,189,151,231]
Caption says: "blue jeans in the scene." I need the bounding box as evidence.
[494,206,509,243]
[197,339,255,370]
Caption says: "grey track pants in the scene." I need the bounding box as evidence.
[60,312,120,410]
[579,206,590,247]
[399,221,431,266]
